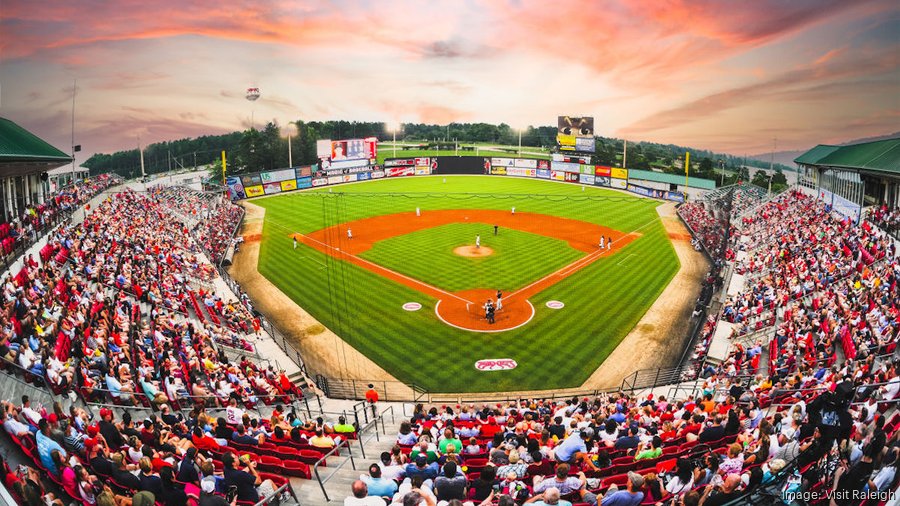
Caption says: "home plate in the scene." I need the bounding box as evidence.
[403,302,422,311]
[546,301,565,309]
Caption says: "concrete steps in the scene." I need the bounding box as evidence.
[292,403,406,503]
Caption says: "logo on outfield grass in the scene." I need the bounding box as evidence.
[475,359,518,371]
[402,302,422,311]
[546,300,565,309]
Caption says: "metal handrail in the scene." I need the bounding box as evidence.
[252,482,293,506]
[313,438,356,502]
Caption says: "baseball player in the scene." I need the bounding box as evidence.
[293,236,298,249]
[598,236,604,249]
[416,207,421,217]
[475,235,481,249]
[511,206,516,215]
[496,290,503,311]
[607,236,612,250]
[347,228,353,240]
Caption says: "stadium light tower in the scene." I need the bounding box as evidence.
[518,128,522,156]
[387,122,401,157]
[285,122,297,167]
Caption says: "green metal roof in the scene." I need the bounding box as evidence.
[793,144,840,165]
[793,138,900,174]
[0,117,72,161]
[817,138,900,173]
[628,168,716,190]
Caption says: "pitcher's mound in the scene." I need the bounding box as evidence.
[454,245,494,258]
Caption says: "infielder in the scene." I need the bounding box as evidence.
[416,207,421,217]
[511,206,516,215]
[496,290,503,311]
[293,236,298,249]
[607,236,612,250]
[347,228,353,240]
[598,236,604,249]
[475,235,481,249]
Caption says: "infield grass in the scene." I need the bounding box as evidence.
[253,176,679,392]
[359,223,584,292]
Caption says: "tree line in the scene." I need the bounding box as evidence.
[83,120,793,190]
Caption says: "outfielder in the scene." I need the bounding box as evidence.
[293,236,298,249]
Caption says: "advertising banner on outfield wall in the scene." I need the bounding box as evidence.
[594,176,610,187]
[537,169,551,179]
[491,166,507,175]
[415,157,430,166]
[280,179,297,192]
[564,172,580,182]
[263,182,282,195]
[579,174,595,185]
[550,170,566,181]
[241,174,262,186]
[261,168,296,183]
[580,165,595,175]
[321,158,370,171]
[515,158,538,169]
[357,172,371,181]
[225,177,246,200]
[537,160,550,170]
[312,178,328,187]
[551,161,582,173]
[627,184,655,197]
[491,157,515,168]
[415,166,431,175]
[296,177,312,189]
[553,153,592,164]
[507,168,536,177]
[666,191,686,202]
[296,165,314,178]
[372,170,385,179]
[610,178,627,189]
[244,185,265,197]
[385,167,415,177]
[316,140,331,159]
[611,168,628,179]
[595,166,612,177]
[384,158,417,167]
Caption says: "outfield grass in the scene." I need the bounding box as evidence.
[254,176,679,392]
[359,223,584,292]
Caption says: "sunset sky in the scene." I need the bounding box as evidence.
[1,0,898,163]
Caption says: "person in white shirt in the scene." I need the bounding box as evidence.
[225,398,244,425]
[20,395,42,426]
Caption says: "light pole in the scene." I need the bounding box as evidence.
[286,123,296,167]
[518,128,522,157]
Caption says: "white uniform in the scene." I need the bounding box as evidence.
[293,237,298,249]
[511,207,516,214]
[475,235,480,248]
[416,207,420,217]
[347,228,353,240]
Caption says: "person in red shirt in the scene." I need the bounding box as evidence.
[365,384,379,404]
[191,427,221,452]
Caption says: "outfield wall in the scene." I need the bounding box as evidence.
[226,156,705,202]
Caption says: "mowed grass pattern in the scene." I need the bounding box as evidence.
[359,223,584,292]
[254,176,679,392]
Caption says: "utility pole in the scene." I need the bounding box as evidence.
[622,139,628,169]
[70,79,76,184]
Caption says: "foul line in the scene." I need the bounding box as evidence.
[616,253,637,266]
[506,215,657,301]
[295,232,474,305]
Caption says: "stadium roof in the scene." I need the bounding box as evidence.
[0,117,73,178]
[793,138,900,174]
[628,168,717,190]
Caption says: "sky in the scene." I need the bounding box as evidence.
[1,0,898,164]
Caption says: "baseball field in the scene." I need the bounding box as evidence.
[252,176,679,392]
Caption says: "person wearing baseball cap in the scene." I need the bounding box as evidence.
[594,471,644,505]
